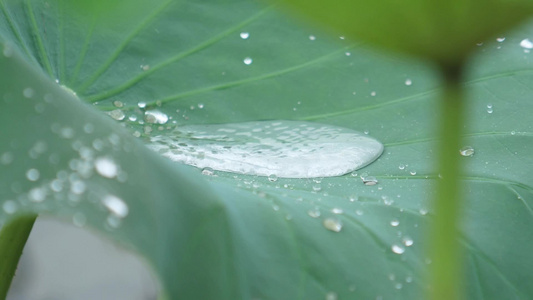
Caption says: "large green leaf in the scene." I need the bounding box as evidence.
[1,0,532,299]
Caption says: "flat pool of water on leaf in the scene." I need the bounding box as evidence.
[146,120,383,178]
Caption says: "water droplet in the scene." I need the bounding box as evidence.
[331,208,343,214]
[325,292,338,300]
[398,164,405,170]
[102,195,128,218]
[141,64,150,71]
[198,103,205,109]
[240,32,250,39]
[243,57,253,65]
[382,196,394,206]
[133,131,141,138]
[323,218,342,232]
[29,187,46,202]
[94,157,118,178]
[113,100,124,108]
[23,87,35,98]
[1,152,14,165]
[405,79,412,86]
[144,110,168,124]
[391,244,405,254]
[409,170,417,176]
[459,146,474,157]
[268,174,278,182]
[402,236,414,247]
[201,167,215,176]
[138,101,147,109]
[390,219,400,227]
[361,176,378,186]
[419,208,428,215]
[370,91,376,97]
[520,38,533,49]
[312,184,322,192]
[307,207,321,218]
[108,109,125,121]
[496,37,506,42]
[2,200,17,214]
[147,120,383,178]
[355,209,364,216]
[26,169,40,181]
[486,104,493,113]
[309,35,316,41]
[345,52,351,56]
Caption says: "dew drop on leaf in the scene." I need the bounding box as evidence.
[138,101,147,109]
[102,194,129,218]
[361,176,378,186]
[323,218,342,232]
[240,32,249,39]
[243,57,253,65]
[108,109,125,121]
[201,167,215,176]
[390,219,399,227]
[307,207,321,218]
[147,120,383,178]
[331,208,343,214]
[144,110,168,124]
[391,244,405,254]
[94,157,118,178]
[520,38,533,49]
[405,79,412,86]
[459,146,474,157]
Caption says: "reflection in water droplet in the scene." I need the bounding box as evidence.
[243,57,253,65]
[102,195,128,218]
[26,169,40,181]
[95,157,118,178]
[145,110,168,124]
[147,120,383,178]
[391,244,405,254]
[323,218,342,232]
[520,38,533,49]
[459,146,474,157]
[240,32,250,39]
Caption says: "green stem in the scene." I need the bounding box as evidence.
[0,215,37,299]
[429,63,465,300]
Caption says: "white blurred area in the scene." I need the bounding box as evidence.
[6,217,159,300]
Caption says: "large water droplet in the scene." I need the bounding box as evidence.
[243,57,253,65]
[146,120,383,178]
[108,109,125,121]
[459,146,474,157]
[144,110,168,124]
[240,32,250,39]
[323,218,342,232]
[391,244,405,254]
[102,195,128,218]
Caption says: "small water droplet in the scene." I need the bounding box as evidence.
[459,146,474,157]
[138,101,147,109]
[2,200,17,214]
[198,103,205,109]
[409,170,417,176]
[268,174,278,182]
[23,87,35,98]
[312,184,322,192]
[102,194,128,218]
[308,207,321,218]
[133,131,141,138]
[323,218,342,232]
[370,91,376,97]
[390,219,400,227]
[402,236,414,247]
[398,164,405,170]
[94,157,118,178]
[391,244,405,254]
[243,57,253,65]
[331,208,343,214]
[355,209,364,215]
[108,109,125,121]
[345,52,351,56]
[113,100,124,108]
[405,79,412,86]
[419,208,428,215]
[309,35,316,41]
[496,37,506,42]
[240,32,250,39]
[201,167,215,176]
[145,110,168,124]
[26,168,40,181]
[325,292,338,300]
[520,38,533,49]
[141,64,150,71]
[361,176,378,186]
